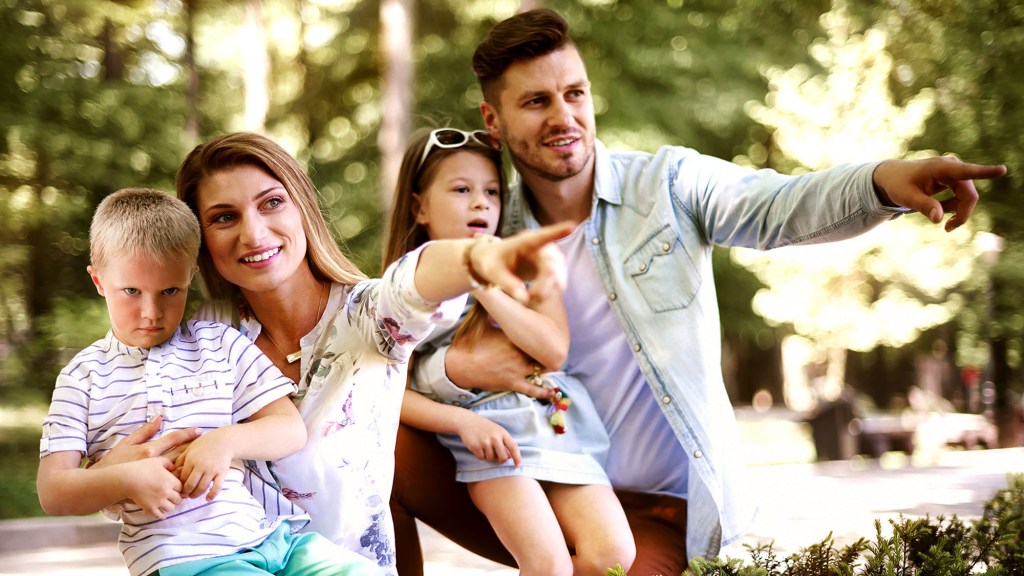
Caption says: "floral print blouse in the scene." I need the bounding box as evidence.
[204,245,464,574]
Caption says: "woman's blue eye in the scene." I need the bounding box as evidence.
[124,288,139,295]
[163,288,180,296]
[264,197,284,209]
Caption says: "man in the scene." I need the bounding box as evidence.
[391,8,1006,575]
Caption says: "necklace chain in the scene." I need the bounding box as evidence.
[261,281,327,365]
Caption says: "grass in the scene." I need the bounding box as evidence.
[0,396,49,519]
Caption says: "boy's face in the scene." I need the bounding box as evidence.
[88,253,195,349]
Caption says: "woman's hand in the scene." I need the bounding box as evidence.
[413,222,573,304]
[470,222,573,304]
[91,415,202,469]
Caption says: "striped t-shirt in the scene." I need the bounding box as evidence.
[40,320,299,576]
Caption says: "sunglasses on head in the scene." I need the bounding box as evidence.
[417,128,502,172]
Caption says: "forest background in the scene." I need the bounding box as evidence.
[0,0,1021,517]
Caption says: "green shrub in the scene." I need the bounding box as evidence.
[688,474,1024,576]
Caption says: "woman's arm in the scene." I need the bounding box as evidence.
[414,223,572,305]
[174,396,306,500]
[89,416,201,470]
[473,286,568,371]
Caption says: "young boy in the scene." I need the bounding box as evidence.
[37,188,377,576]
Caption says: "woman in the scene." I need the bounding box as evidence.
[104,132,570,576]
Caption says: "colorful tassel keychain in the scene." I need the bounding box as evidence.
[528,367,573,435]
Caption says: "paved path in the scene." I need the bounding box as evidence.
[1,448,1020,575]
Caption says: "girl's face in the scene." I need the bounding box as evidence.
[195,164,310,296]
[413,151,502,241]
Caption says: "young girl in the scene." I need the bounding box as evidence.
[383,127,635,576]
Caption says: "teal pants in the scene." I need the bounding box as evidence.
[157,524,381,575]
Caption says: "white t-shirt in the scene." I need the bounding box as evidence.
[40,321,297,576]
[557,223,689,497]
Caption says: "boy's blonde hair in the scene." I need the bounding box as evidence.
[89,188,201,270]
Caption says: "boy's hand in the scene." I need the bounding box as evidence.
[457,413,522,467]
[174,428,233,501]
[124,458,183,519]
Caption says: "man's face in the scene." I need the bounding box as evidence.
[481,45,596,186]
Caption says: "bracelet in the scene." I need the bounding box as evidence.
[463,235,500,291]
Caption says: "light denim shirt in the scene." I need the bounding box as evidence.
[416,140,906,560]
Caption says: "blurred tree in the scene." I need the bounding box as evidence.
[875,0,1023,438]
[379,0,413,217]
[733,0,982,405]
[1,0,190,394]
[4,0,1017,416]
[241,0,270,131]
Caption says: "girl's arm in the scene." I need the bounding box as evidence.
[414,223,572,305]
[174,396,306,500]
[473,285,568,371]
[401,389,521,466]
[37,451,183,518]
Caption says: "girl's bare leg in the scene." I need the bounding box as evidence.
[546,483,636,575]
[391,424,514,575]
[468,476,573,576]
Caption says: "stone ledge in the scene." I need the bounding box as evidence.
[0,516,120,553]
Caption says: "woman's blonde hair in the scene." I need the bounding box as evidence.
[90,187,200,270]
[175,132,365,303]
[381,127,507,346]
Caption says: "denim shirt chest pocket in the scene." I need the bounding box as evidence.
[165,375,234,428]
[624,224,701,312]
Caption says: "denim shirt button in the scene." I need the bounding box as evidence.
[633,343,642,352]
[609,292,618,301]
[639,263,648,272]
[591,237,600,245]
[693,449,704,459]
[661,395,671,404]
[661,242,671,252]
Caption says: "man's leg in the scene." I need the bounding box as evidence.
[390,424,515,575]
[615,490,688,576]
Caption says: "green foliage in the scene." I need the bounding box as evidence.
[690,474,1024,576]
[1,0,190,392]
[607,564,629,576]
[3,0,1023,401]
[878,0,1024,390]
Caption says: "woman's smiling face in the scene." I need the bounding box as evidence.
[195,164,309,295]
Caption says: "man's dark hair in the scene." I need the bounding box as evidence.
[472,8,574,104]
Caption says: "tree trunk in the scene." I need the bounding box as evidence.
[101,19,124,82]
[182,0,200,141]
[378,0,413,217]
[242,0,269,133]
